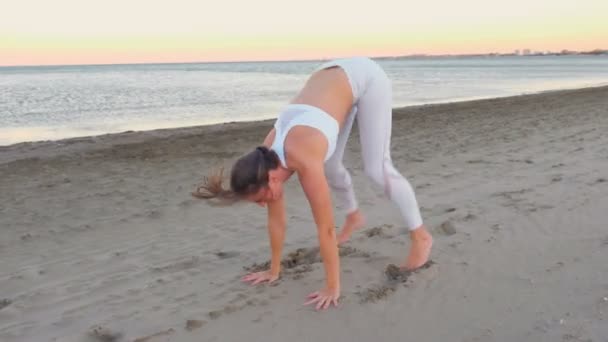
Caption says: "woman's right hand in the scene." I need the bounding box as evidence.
[241,270,279,285]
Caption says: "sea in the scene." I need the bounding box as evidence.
[1,55,608,146]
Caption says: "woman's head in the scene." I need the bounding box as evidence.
[192,146,283,206]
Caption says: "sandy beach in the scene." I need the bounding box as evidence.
[1,85,607,342]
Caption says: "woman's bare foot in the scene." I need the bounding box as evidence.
[337,210,365,244]
[401,225,433,270]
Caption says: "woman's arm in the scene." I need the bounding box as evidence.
[262,128,276,147]
[242,128,286,284]
[297,162,341,309]
[263,127,286,276]
[266,195,286,276]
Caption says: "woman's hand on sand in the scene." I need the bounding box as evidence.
[304,287,340,310]
[241,270,279,285]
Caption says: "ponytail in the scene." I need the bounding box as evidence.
[192,145,280,203]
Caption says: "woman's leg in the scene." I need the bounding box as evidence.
[353,59,432,269]
[324,108,366,243]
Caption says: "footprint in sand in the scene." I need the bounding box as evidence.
[208,310,223,320]
[355,261,435,303]
[20,233,36,241]
[185,319,206,331]
[385,261,435,283]
[0,299,12,310]
[215,251,240,259]
[437,221,457,236]
[356,284,396,304]
[87,325,123,342]
[463,213,477,221]
[364,225,394,238]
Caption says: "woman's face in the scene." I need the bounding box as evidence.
[246,176,284,207]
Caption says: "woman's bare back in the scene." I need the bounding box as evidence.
[290,67,354,129]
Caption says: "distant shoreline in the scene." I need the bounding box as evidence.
[1,50,606,69]
[2,84,607,163]
[1,81,607,149]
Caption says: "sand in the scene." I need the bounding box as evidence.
[1,86,607,342]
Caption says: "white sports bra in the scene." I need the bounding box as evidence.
[270,103,339,168]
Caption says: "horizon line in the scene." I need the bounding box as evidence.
[1,48,606,68]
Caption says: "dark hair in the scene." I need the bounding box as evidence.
[192,146,280,202]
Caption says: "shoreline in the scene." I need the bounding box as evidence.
[2,84,607,164]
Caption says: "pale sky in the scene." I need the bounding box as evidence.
[1,0,607,66]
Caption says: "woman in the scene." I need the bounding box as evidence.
[194,56,433,310]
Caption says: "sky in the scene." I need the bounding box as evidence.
[1,0,607,66]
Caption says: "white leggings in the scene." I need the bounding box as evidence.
[315,57,423,230]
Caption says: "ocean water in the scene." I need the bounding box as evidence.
[1,55,608,146]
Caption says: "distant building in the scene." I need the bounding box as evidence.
[523,49,531,55]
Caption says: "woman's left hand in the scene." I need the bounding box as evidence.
[241,270,279,285]
[304,287,340,310]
